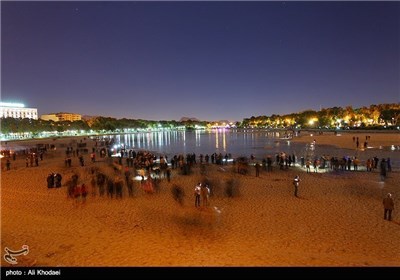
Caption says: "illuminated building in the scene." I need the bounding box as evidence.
[0,102,38,119]
[41,112,82,122]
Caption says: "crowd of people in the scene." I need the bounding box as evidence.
[1,135,396,220]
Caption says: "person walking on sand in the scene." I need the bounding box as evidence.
[293,175,300,198]
[383,193,394,221]
[194,183,201,207]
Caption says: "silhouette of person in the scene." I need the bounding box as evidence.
[194,183,201,207]
[293,175,300,197]
[383,193,394,221]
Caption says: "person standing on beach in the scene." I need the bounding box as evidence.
[166,168,171,182]
[300,156,305,168]
[79,155,84,167]
[6,158,11,170]
[201,183,210,207]
[81,183,88,203]
[383,193,394,221]
[194,183,201,207]
[55,173,62,188]
[305,160,311,173]
[47,173,54,188]
[380,158,387,181]
[74,184,82,204]
[255,162,260,177]
[90,175,97,197]
[387,157,392,172]
[293,175,300,197]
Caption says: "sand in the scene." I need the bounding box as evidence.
[291,130,400,150]
[1,132,399,267]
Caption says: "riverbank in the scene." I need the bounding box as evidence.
[1,133,399,266]
[291,130,400,150]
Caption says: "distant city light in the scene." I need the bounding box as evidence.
[0,102,25,108]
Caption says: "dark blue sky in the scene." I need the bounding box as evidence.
[2,1,399,122]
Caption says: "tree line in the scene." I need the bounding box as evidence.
[241,103,400,129]
[1,103,399,136]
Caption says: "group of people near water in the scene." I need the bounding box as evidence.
[3,136,391,217]
[57,140,395,206]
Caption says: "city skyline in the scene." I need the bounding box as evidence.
[2,1,399,122]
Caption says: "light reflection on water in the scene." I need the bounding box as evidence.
[98,129,399,169]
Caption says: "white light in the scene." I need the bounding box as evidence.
[0,102,25,108]
[134,175,147,181]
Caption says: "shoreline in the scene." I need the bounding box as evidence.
[2,130,399,168]
[291,130,400,150]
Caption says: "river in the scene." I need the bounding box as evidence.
[93,129,400,169]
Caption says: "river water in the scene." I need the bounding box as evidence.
[95,129,400,170]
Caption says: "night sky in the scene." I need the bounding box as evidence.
[2,1,399,122]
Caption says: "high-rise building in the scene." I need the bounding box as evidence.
[0,102,38,119]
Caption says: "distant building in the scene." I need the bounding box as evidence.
[40,114,59,122]
[0,102,38,120]
[41,112,82,122]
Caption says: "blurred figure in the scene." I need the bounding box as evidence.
[171,184,185,206]
[380,158,387,181]
[201,184,210,207]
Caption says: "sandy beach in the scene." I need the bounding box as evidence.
[1,132,399,267]
[291,130,400,150]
